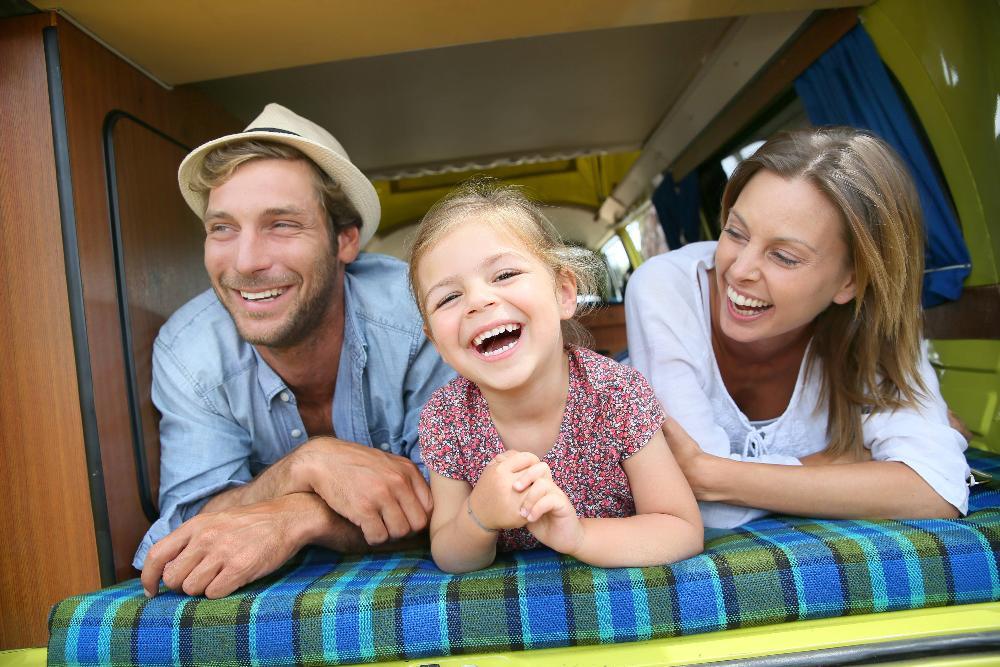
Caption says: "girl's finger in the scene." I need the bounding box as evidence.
[524,490,562,522]
[512,462,551,491]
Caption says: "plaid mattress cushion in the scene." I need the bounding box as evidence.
[49,449,1000,666]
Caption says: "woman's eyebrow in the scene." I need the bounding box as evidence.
[730,208,819,254]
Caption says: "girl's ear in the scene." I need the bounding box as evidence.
[832,270,857,305]
[556,269,579,320]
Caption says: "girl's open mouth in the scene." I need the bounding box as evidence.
[472,323,522,357]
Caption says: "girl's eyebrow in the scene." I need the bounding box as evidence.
[423,251,526,300]
[730,208,819,254]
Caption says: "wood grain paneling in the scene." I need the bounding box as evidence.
[54,17,239,582]
[0,13,101,649]
[580,303,628,358]
[111,116,212,517]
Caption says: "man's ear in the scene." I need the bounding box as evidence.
[556,269,579,320]
[336,225,362,263]
[832,270,857,305]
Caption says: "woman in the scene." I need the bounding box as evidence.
[626,127,970,528]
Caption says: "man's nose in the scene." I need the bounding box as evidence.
[234,229,272,275]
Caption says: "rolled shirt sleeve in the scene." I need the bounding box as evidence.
[864,347,969,515]
[133,339,254,569]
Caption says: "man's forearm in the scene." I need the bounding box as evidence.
[200,437,341,514]
[282,492,427,554]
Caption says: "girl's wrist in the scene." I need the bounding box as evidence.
[466,495,498,534]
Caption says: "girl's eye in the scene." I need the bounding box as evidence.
[435,293,459,309]
[495,269,521,282]
[771,251,800,267]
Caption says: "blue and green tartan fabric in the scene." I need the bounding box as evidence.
[49,449,1000,666]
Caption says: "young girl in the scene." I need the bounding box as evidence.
[409,181,702,573]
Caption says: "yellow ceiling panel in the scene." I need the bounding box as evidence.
[31,0,865,84]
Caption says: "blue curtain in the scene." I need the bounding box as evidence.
[652,171,701,249]
[794,25,970,307]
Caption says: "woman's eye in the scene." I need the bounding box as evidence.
[722,226,746,242]
[771,251,800,267]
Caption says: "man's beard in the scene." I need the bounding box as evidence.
[217,255,340,350]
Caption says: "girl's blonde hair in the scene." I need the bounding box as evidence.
[722,126,927,457]
[408,179,606,348]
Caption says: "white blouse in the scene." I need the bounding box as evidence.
[625,242,970,528]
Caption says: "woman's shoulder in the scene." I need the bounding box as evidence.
[570,346,656,397]
[627,242,716,307]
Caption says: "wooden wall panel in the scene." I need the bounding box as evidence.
[111,117,212,516]
[0,13,101,649]
[53,17,239,582]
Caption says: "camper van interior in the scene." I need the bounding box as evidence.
[1,0,998,664]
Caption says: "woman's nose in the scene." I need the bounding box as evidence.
[729,251,761,282]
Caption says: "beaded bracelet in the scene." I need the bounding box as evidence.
[466,496,498,533]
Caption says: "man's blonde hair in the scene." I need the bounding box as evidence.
[188,140,362,242]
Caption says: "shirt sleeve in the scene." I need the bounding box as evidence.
[614,365,665,459]
[864,343,970,515]
[400,333,457,474]
[418,385,468,481]
[133,338,253,569]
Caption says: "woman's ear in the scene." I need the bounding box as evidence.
[832,271,857,305]
[556,269,579,320]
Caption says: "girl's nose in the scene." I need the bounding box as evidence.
[465,282,496,314]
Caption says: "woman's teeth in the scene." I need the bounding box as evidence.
[240,288,285,301]
[727,285,771,309]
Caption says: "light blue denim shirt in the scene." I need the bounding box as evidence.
[133,252,454,568]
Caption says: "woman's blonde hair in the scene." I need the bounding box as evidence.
[408,179,606,348]
[722,126,928,457]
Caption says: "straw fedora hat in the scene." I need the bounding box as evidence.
[177,103,381,246]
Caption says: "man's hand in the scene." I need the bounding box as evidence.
[141,492,325,599]
[292,438,433,545]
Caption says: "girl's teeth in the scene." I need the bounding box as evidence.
[473,323,520,346]
[482,340,516,357]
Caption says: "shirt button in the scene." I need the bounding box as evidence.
[379,442,390,451]
[291,429,302,438]
[280,392,290,402]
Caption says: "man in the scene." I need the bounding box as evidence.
[136,103,454,598]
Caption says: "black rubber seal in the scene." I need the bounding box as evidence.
[44,25,116,586]
[102,110,192,524]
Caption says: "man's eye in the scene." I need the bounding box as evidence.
[207,224,231,234]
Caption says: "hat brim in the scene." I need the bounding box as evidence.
[177,130,381,247]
